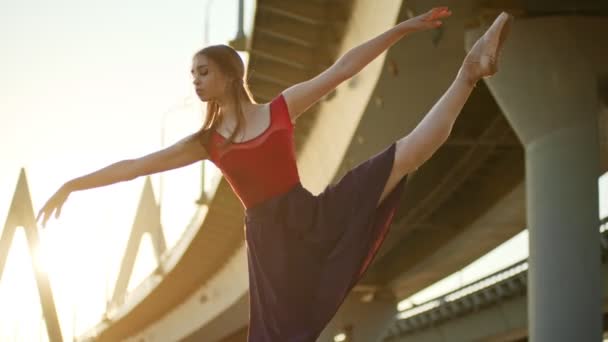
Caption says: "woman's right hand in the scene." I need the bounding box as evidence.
[36,183,72,228]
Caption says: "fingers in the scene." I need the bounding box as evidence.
[36,205,54,228]
[39,210,48,228]
[55,203,63,219]
[36,207,46,226]
[43,210,52,228]
[425,7,452,21]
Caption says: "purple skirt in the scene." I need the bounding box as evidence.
[244,141,407,341]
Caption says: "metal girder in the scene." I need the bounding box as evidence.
[250,36,324,71]
[383,259,533,340]
[0,169,62,342]
[257,0,328,26]
[111,177,166,307]
[255,9,322,48]
[247,58,312,87]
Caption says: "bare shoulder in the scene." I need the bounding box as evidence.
[130,131,208,178]
[178,131,210,160]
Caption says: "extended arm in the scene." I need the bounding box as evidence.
[36,132,208,227]
[65,133,207,192]
[282,7,451,121]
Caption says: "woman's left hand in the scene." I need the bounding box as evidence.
[400,7,452,32]
[36,184,72,228]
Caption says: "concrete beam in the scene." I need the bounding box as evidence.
[385,259,608,341]
[250,38,316,71]
[318,293,397,342]
[247,58,313,87]
[124,246,249,342]
[297,0,403,194]
[255,10,322,48]
[257,0,327,26]
[389,182,526,299]
[466,15,608,342]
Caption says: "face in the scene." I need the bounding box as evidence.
[191,54,228,102]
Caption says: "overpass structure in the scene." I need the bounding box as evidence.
[78,1,608,341]
[382,226,608,342]
[2,1,606,341]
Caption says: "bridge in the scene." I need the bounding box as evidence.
[1,0,607,341]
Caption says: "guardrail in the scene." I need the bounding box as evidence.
[384,223,608,340]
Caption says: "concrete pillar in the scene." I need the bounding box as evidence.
[465,16,608,341]
[318,291,397,342]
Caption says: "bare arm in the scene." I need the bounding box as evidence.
[282,7,451,121]
[36,132,208,227]
[65,133,208,192]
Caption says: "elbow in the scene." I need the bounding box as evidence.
[123,159,140,181]
[334,58,355,82]
[124,174,138,182]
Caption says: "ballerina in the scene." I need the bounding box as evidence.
[36,7,512,342]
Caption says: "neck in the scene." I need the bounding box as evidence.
[216,94,253,119]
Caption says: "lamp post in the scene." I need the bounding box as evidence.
[159,97,194,212]
[203,0,216,45]
[229,0,247,51]
[159,108,170,212]
[193,0,218,206]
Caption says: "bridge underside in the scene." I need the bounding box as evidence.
[77,0,608,341]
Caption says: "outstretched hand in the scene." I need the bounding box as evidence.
[36,184,72,228]
[402,7,452,32]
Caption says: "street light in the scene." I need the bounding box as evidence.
[203,0,216,46]
[204,0,247,51]
[192,0,219,206]
[159,96,195,213]
[229,0,247,51]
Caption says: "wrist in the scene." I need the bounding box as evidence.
[62,180,77,193]
[396,20,416,35]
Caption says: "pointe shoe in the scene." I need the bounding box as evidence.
[463,12,513,81]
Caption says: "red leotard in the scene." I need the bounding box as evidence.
[206,94,300,209]
[202,93,407,341]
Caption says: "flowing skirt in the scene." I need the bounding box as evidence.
[244,141,408,341]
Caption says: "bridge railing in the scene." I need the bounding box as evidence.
[384,223,608,340]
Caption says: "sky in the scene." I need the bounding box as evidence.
[0,1,606,341]
[0,0,254,340]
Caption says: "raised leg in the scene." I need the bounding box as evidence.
[377,12,513,207]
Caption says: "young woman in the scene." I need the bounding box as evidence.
[37,7,512,341]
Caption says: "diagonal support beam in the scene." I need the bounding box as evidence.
[0,169,62,342]
[110,177,166,306]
